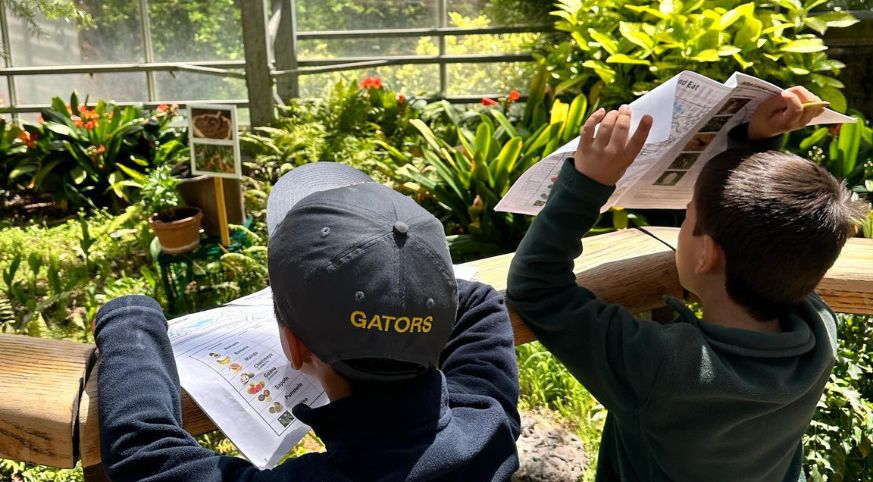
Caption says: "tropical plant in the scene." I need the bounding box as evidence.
[385,86,590,258]
[5,94,181,212]
[546,0,858,111]
[789,112,873,212]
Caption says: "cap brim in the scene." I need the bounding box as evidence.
[266,162,374,237]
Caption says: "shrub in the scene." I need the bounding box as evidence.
[544,0,858,110]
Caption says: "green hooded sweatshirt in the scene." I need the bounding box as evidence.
[506,158,838,482]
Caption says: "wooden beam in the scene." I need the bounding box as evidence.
[0,335,94,467]
[0,227,869,470]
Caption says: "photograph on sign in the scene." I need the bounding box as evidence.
[188,103,242,179]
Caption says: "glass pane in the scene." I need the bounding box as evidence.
[446,33,540,55]
[7,1,144,66]
[148,0,244,62]
[448,0,553,26]
[155,72,247,101]
[297,36,438,59]
[0,78,9,109]
[446,61,534,96]
[298,65,440,98]
[14,73,148,105]
[296,0,438,31]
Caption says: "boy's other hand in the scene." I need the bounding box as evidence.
[574,106,653,186]
[748,86,825,140]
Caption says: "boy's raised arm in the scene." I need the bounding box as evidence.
[507,107,668,414]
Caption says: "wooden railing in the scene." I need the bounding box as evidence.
[1,227,871,478]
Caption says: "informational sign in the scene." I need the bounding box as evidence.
[188,103,242,180]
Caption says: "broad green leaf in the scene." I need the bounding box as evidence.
[817,11,858,29]
[735,15,763,46]
[789,66,811,75]
[780,38,827,53]
[619,22,654,52]
[810,74,844,89]
[799,127,829,151]
[606,54,651,65]
[720,2,754,29]
[563,94,588,144]
[410,119,444,153]
[804,17,828,35]
[32,159,61,188]
[550,99,569,126]
[8,163,38,181]
[490,110,519,139]
[836,117,862,177]
[587,29,619,55]
[582,60,617,84]
[818,85,847,112]
[71,167,87,185]
[474,121,493,161]
[690,49,720,62]
[717,45,741,56]
[116,163,148,182]
[493,137,523,194]
[554,76,585,96]
[571,31,590,51]
[625,5,666,19]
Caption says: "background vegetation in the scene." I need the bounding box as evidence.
[1,0,872,481]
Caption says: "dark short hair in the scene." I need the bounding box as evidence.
[693,149,867,321]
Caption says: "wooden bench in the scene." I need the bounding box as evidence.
[1,227,870,478]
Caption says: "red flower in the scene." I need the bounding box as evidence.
[397,94,406,104]
[157,104,169,113]
[84,120,95,130]
[18,131,36,149]
[507,90,521,102]
[360,75,383,90]
[481,97,498,106]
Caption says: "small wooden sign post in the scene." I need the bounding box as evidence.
[188,103,243,247]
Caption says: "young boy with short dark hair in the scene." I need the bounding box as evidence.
[507,87,867,481]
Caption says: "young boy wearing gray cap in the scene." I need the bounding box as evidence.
[94,162,521,481]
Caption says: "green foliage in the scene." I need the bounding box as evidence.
[385,75,590,258]
[517,342,605,481]
[133,164,183,215]
[546,0,858,109]
[791,113,873,187]
[5,0,91,35]
[805,314,873,481]
[0,459,84,482]
[3,94,182,212]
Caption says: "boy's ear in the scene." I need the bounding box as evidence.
[696,234,725,275]
[279,324,311,370]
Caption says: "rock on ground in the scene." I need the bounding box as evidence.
[513,409,588,482]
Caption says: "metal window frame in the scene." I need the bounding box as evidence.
[0,0,551,121]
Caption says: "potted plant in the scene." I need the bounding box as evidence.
[138,164,203,255]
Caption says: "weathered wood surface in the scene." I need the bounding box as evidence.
[1,227,871,470]
[0,335,94,468]
[78,363,220,468]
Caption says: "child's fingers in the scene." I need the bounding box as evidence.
[607,105,632,152]
[778,91,804,125]
[595,109,620,148]
[580,108,606,149]
[786,85,819,103]
[798,106,822,127]
[624,114,653,159]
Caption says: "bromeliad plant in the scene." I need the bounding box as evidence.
[6,93,180,212]
[384,90,591,258]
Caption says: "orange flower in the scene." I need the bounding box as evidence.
[157,104,169,113]
[507,90,521,102]
[18,131,36,149]
[397,94,406,104]
[84,120,95,130]
[481,97,498,106]
[96,144,106,154]
[360,75,383,90]
[74,118,84,128]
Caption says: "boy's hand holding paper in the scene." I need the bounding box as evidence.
[574,105,653,186]
[748,86,827,140]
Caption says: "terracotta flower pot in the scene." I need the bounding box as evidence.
[149,207,203,255]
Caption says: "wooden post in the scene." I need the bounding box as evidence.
[274,0,299,102]
[240,0,275,126]
[214,177,230,247]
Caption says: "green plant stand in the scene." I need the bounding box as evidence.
[152,219,254,313]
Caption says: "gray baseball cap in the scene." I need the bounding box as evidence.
[266,162,458,382]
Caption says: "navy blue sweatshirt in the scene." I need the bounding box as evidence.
[95,279,520,481]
